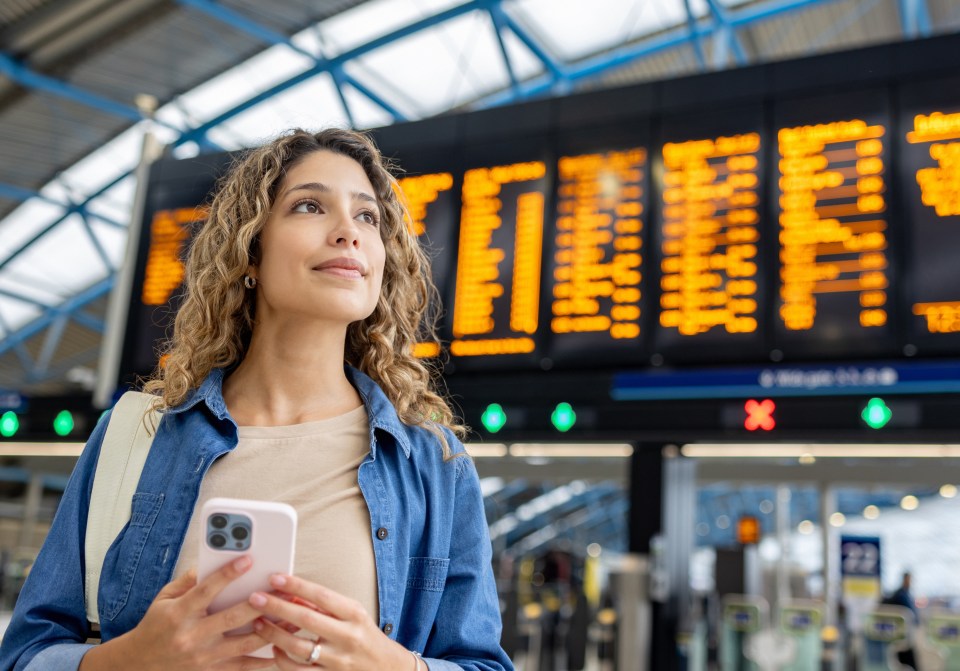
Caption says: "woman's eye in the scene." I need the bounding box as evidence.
[358,210,380,226]
[293,200,320,214]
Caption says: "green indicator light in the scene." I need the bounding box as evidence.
[862,398,892,429]
[0,411,19,438]
[53,410,75,437]
[481,404,507,434]
[551,402,577,432]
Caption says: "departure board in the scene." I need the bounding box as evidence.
[900,85,960,350]
[652,108,765,359]
[546,147,647,363]
[774,92,896,355]
[121,153,231,386]
[396,171,458,358]
[450,160,548,361]
[113,35,960,400]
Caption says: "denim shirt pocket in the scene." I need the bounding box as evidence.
[99,492,164,621]
[407,557,450,593]
[400,557,450,645]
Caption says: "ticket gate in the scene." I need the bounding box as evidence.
[925,612,960,671]
[860,606,912,671]
[721,595,768,671]
[778,600,824,671]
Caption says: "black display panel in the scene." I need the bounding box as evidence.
[544,124,650,367]
[652,106,766,362]
[447,137,551,369]
[899,76,960,353]
[121,152,231,386]
[390,145,462,358]
[772,89,898,358]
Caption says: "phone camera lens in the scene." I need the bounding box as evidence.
[232,525,249,541]
[209,533,227,548]
[211,515,228,529]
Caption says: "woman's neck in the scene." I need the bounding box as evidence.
[221,320,363,426]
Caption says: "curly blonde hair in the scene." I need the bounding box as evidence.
[144,128,465,449]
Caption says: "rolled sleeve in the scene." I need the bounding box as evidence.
[23,643,95,671]
[421,445,513,671]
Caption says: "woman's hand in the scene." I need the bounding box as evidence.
[80,556,275,671]
[247,574,414,669]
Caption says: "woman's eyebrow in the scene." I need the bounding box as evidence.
[281,181,376,203]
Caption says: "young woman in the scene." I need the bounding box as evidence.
[0,129,513,671]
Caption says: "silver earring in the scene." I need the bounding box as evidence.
[243,275,257,289]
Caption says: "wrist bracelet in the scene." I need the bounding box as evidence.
[410,649,423,671]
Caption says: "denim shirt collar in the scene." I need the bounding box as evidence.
[165,365,413,459]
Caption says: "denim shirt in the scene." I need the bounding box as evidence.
[0,367,513,671]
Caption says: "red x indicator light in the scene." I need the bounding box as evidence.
[744,399,776,431]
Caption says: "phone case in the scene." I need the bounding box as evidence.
[196,497,297,657]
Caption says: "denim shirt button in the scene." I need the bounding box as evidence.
[376,526,388,540]
[382,622,394,635]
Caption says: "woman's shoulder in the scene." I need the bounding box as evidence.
[402,421,469,462]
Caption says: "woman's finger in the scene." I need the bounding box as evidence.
[212,627,273,660]
[252,619,317,663]
[218,651,278,671]
[188,555,254,611]
[268,574,369,623]
[248,591,347,642]
[273,646,322,671]
[155,568,197,600]
[199,598,264,639]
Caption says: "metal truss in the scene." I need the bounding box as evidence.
[0,0,888,385]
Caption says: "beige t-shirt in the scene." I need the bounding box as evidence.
[173,405,379,661]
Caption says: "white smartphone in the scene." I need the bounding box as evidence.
[197,497,297,657]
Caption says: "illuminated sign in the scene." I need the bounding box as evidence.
[744,398,775,431]
[397,172,457,358]
[141,207,206,306]
[451,161,547,358]
[549,148,646,359]
[659,132,762,337]
[397,172,454,237]
[777,118,890,334]
[902,107,960,342]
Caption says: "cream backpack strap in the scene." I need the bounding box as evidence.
[84,391,162,625]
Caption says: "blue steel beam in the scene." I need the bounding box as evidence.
[487,2,566,84]
[704,0,748,66]
[0,53,184,136]
[477,0,840,108]
[487,8,520,93]
[70,310,105,334]
[33,313,69,376]
[0,170,131,273]
[0,287,51,310]
[0,182,124,229]
[683,0,708,70]
[0,277,112,358]
[176,0,492,146]
[899,0,932,38]
[79,214,114,274]
[176,0,406,124]
[0,311,33,371]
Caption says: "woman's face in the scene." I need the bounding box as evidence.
[251,149,386,328]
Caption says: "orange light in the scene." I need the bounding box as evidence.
[745,399,776,431]
[737,516,761,544]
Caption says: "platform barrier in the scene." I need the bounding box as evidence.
[721,595,769,671]
[860,606,913,671]
[778,600,824,671]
